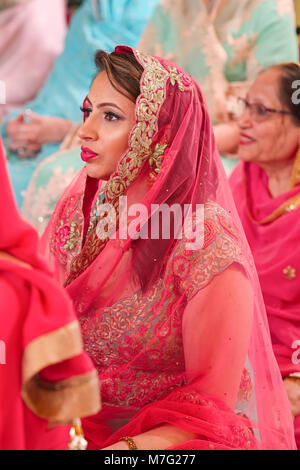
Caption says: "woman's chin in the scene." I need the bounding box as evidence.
[238,148,257,162]
[85,165,110,180]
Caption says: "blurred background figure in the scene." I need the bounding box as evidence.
[139,0,298,174]
[229,63,300,448]
[0,0,67,122]
[2,0,159,210]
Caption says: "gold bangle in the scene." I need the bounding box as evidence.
[119,436,138,450]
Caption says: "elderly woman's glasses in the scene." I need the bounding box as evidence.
[237,97,292,122]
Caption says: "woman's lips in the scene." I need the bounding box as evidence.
[240,133,256,146]
[80,146,99,162]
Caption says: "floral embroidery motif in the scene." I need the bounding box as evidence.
[56,220,80,254]
[229,424,256,450]
[50,193,83,268]
[283,266,296,280]
[149,143,168,174]
[170,202,243,301]
[238,368,253,402]
[168,66,185,91]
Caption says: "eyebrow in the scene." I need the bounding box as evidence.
[85,96,125,113]
[246,94,271,106]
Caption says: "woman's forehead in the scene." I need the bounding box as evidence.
[88,71,135,109]
[248,68,282,104]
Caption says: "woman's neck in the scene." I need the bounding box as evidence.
[257,159,294,198]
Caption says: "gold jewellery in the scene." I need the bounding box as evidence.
[119,436,139,450]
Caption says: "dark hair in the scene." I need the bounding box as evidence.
[270,63,300,126]
[94,49,143,102]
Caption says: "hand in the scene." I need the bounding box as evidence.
[7,111,73,158]
[284,377,300,419]
[213,121,240,155]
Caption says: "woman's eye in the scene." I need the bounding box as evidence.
[80,106,92,118]
[255,105,268,116]
[104,111,121,121]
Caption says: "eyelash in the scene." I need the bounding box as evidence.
[80,107,121,121]
[80,106,92,118]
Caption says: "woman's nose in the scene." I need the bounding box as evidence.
[77,119,98,142]
[238,107,252,130]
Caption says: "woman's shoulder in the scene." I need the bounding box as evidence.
[168,201,244,300]
[175,200,241,253]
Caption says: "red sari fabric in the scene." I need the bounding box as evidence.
[41,46,296,449]
[0,139,100,450]
[230,161,300,448]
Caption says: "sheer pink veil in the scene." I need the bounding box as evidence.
[41,46,295,449]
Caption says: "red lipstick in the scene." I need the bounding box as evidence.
[240,133,255,146]
[80,146,98,162]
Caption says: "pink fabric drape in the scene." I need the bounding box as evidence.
[41,46,296,449]
[0,138,100,450]
[230,161,300,448]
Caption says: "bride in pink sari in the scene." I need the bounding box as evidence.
[40,46,296,450]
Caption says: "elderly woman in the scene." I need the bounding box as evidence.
[0,0,66,122]
[39,46,296,449]
[229,63,300,448]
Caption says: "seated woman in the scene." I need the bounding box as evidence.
[2,0,160,208]
[229,63,300,448]
[139,0,298,172]
[40,46,296,449]
[0,0,66,122]
[0,138,100,450]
